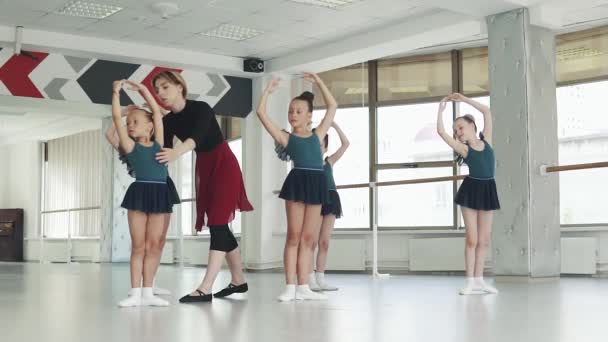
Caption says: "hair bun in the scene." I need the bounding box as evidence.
[299,91,314,102]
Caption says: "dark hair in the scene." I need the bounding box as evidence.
[454,114,484,165]
[323,134,329,149]
[292,91,314,112]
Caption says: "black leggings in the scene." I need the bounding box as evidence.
[209,224,238,252]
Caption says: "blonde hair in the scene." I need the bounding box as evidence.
[152,70,188,98]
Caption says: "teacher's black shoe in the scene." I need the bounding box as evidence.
[179,289,212,303]
[214,283,248,298]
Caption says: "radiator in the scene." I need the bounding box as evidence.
[409,237,465,271]
[325,238,366,271]
[561,237,596,274]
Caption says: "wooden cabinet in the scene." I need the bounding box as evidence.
[0,209,24,261]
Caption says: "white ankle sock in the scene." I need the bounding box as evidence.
[480,278,499,294]
[459,277,476,295]
[118,288,142,307]
[277,284,296,302]
[473,277,484,288]
[153,287,171,296]
[296,284,327,300]
[141,287,169,306]
[309,272,320,291]
[316,272,338,291]
[152,278,171,295]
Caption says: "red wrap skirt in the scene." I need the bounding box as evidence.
[194,141,253,231]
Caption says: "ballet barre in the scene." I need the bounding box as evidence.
[273,174,471,279]
[540,161,608,176]
[39,206,101,264]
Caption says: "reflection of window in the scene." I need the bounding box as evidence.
[41,130,101,238]
[377,102,454,163]
[378,52,452,103]
[378,168,453,227]
[557,81,608,224]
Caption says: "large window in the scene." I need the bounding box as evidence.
[556,82,608,224]
[376,52,459,229]
[312,107,369,229]
[309,25,608,230]
[313,63,368,108]
[555,27,608,225]
[377,102,454,164]
[378,168,454,227]
[557,26,608,84]
[377,52,452,102]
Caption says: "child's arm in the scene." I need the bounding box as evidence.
[452,93,492,144]
[257,78,289,147]
[309,73,337,139]
[327,121,349,166]
[436,97,468,158]
[104,122,119,150]
[111,80,135,154]
[124,80,164,147]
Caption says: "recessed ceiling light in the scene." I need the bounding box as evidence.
[55,1,123,19]
[200,24,263,41]
[288,0,361,9]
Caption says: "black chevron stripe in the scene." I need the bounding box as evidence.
[212,76,252,118]
[77,60,140,105]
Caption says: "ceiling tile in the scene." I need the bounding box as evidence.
[30,13,100,31]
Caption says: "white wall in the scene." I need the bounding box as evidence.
[0,145,8,208]
[5,142,41,237]
[0,141,42,260]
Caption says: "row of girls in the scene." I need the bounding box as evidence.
[107,71,499,307]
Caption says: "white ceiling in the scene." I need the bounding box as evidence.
[0,111,100,146]
[2,0,608,144]
[0,0,432,60]
[0,0,607,63]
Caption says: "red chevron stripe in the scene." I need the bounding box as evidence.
[141,66,182,110]
[0,51,48,98]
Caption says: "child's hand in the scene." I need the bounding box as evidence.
[450,93,466,102]
[112,80,124,94]
[264,78,280,94]
[124,80,146,92]
[303,72,319,83]
[156,148,178,165]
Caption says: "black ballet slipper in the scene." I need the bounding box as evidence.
[214,283,249,298]
[179,289,212,303]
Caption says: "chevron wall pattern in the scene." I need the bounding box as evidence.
[0,48,253,118]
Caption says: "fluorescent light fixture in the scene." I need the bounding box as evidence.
[55,1,123,19]
[201,24,263,41]
[0,111,26,116]
[288,0,361,9]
